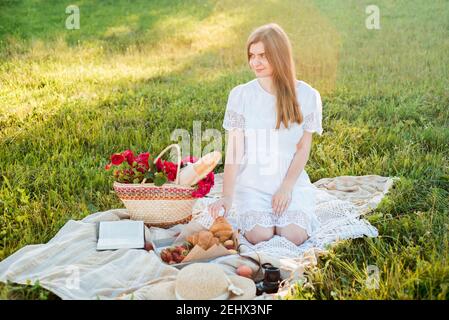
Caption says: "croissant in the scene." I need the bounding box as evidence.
[214,230,234,242]
[197,230,215,250]
[209,236,220,248]
[209,216,230,231]
[209,217,233,242]
[186,233,200,246]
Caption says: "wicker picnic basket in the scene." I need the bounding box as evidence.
[113,144,197,228]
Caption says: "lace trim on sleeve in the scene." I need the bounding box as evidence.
[303,112,323,135]
[223,109,245,130]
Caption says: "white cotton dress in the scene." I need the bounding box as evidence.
[222,78,323,236]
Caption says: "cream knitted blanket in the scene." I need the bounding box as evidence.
[0,174,395,300]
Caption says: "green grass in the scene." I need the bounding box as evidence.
[0,0,448,299]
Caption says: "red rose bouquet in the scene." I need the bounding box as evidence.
[105,150,214,197]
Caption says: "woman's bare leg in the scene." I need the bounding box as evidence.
[244,225,275,245]
[275,224,308,246]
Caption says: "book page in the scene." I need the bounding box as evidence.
[97,220,144,250]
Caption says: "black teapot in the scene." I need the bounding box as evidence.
[236,244,282,295]
[256,263,282,295]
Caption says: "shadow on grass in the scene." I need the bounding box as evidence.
[0,0,217,52]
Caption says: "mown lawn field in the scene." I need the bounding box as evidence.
[0,0,448,299]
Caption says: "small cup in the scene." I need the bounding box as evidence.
[263,265,281,284]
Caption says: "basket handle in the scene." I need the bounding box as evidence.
[143,143,182,185]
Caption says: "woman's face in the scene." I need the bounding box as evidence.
[249,41,273,78]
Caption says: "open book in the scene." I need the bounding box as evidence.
[96,220,145,250]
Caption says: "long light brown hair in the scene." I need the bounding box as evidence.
[246,23,302,129]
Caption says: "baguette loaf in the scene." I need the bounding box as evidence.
[178,151,221,186]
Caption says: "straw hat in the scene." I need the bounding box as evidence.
[169,263,256,300]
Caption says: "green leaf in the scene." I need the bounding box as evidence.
[154,172,167,186]
[149,159,156,173]
[144,171,154,181]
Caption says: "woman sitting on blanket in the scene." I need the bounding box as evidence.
[208,23,323,246]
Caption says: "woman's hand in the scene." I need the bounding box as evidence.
[272,185,292,216]
[208,196,233,219]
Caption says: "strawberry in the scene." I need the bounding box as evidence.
[175,246,185,253]
[172,252,182,263]
[160,250,172,263]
